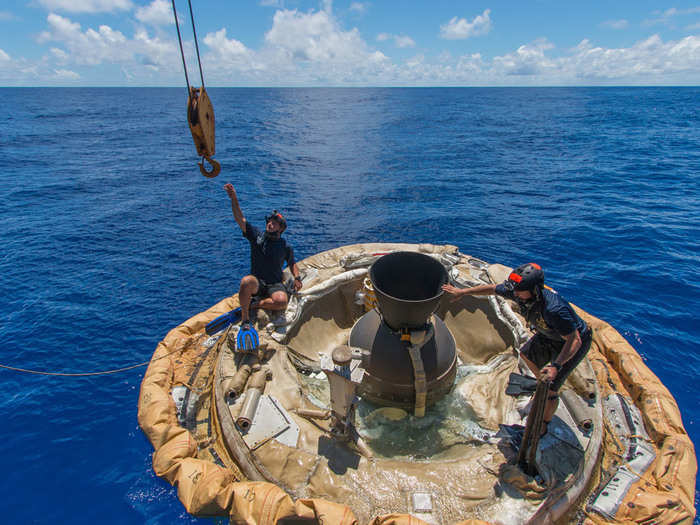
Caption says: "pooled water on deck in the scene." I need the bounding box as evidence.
[301,364,497,459]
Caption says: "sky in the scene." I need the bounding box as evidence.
[0,0,699,86]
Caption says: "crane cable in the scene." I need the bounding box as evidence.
[171,0,192,94]
[186,0,206,90]
[171,0,205,94]
[170,0,221,177]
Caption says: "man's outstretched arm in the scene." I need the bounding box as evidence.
[442,283,497,302]
[224,183,246,233]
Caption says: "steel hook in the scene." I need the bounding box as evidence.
[199,156,221,178]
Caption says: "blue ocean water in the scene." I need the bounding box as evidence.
[0,87,698,523]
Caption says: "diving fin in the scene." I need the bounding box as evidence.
[205,307,242,335]
[505,372,538,397]
[236,321,259,353]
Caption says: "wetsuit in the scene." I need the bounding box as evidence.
[243,222,296,298]
[495,284,592,391]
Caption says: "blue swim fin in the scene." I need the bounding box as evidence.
[236,321,259,352]
[205,307,242,335]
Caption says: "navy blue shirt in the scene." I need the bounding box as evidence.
[243,222,295,284]
[495,284,587,341]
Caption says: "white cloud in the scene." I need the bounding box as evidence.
[567,34,700,80]
[203,28,254,68]
[135,0,172,27]
[198,7,392,84]
[601,19,629,30]
[440,9,492,40]
[37,0,133,14]
[50,47,69,62]
[265,8,374,63]
[349,2,369,14]
[664,7,700,17]
[9,3,700,86]
[38,13,131,65]
[493,38,555,76]
[395,35,415,48]
[53,68,80,80]
[133,28,179,69]
[36,12,179,78]
[645,7,700,27]
[376,33,415,48]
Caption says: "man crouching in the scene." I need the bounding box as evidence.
[224,183,302,351]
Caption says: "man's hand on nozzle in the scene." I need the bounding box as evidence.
[442,284,463,302]
[224,183,237,201]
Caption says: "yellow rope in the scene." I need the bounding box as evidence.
[0,346,186,377]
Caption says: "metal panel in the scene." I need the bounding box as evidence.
[240,395,299,450]
[589,394,656,519]
[171,385,198,429]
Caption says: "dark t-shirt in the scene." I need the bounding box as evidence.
[495,284,587,341]
[243,222,295,284]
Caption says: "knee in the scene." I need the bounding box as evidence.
[270,291,288,308]
[240,275,258,290]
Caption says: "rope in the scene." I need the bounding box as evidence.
[0,345,186,377]
[170,0,191,95]
[187,0,206,88]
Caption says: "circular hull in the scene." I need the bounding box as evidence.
[138,243,697,525]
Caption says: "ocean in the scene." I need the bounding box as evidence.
[0,87,698,523]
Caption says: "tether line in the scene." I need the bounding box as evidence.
[0,346,186,377]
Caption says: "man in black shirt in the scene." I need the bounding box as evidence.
[442,263,591,435]
[224,183,302,338]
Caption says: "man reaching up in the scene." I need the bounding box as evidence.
[224,183,302,351]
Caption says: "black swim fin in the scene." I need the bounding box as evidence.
[205,307,242,335]
[505,372,537,397]
[236,321,259,353]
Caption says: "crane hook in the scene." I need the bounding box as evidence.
[199,156,221,178]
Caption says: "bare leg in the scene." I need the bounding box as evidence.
[253,291,288,311]
[238,275,259,322]
[520,353,540,378]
